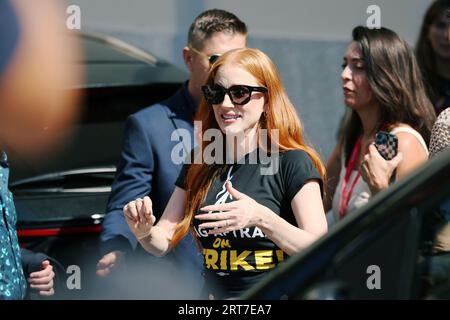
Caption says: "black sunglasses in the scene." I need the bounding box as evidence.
[189,45,221,65]
[202,84,268,106]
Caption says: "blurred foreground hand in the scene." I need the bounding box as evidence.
[0,0,81,158]
[96,250,126,277]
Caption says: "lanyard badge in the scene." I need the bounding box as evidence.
[339,137,362,218]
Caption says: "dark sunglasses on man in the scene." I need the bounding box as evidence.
[202,84,268,105]
[189,45,221,65]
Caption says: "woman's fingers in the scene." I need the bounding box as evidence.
[207,224,234,235]
[198,216,236,233]
[135,198,144,223]
[388,152,403,168]
[123,197,155,240]
[124,197,154,225]
[124,201,138,222]
[200,202,234,212]
[142,196,154,224]
[198,220,226,229]
[195,212,229,221]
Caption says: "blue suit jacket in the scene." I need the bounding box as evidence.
[0,0,20,76]
[100,83,203,287]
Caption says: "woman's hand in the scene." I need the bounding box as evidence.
[195,181,263,234]
[123,196,156,240]
[360,144,403,194]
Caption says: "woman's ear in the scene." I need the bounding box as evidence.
[262,102,269,121]
[183,47,194,72]
[263,96,269,112]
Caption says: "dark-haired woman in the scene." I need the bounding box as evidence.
[325,26,436,225]
[416,0,450,116]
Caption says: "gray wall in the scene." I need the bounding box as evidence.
[67,0,433,159]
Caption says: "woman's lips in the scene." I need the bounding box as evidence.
[343,87,354,95]
[221,114,241,123]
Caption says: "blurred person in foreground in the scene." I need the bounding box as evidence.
[0,0,80,299]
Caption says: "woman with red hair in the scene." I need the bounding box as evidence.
[123,48,327,299]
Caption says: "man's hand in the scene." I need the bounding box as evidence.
[28,260,55,297]
[96,250,125,277]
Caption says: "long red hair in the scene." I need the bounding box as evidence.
[171,48,325,247]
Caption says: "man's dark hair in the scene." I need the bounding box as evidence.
[188,9,247,49]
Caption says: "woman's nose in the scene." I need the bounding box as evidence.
[341,65,352,82]
[220,93,235,108]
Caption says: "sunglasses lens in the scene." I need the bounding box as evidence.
[229,86,250,105]
[202,85,224,104]
[209,54,221,65]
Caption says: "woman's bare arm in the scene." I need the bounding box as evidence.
[123,187,187,257]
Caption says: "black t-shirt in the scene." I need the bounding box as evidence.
[175,149,322,298]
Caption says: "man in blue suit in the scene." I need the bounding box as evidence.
[96,9,247,298]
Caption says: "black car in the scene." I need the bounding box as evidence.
[241,149,450,300]
[9,32,187,298]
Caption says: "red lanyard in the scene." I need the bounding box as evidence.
[339,137,362,218]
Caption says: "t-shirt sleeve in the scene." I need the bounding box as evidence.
[175,147,200,190]
[282,150,323,203]
[175,162,190,190]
